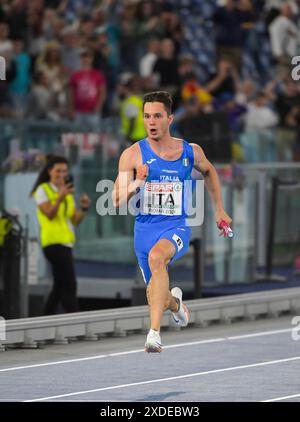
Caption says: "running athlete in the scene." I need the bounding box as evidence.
[112,91,232,353]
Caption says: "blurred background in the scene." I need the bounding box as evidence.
[0,0,300,318]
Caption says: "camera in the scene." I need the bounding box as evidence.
[64,174,74,187]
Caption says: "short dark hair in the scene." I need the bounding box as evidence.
[143,91,173,115]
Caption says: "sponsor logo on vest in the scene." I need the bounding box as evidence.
[161,169,178,173]
[146,158,156,164]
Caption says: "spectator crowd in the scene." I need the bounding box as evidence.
[0,0,299,160]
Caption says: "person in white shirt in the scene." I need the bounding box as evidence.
[244,92,279,130]
[269,3,299,63]
[139,38,160,78]
[242,92,279,161]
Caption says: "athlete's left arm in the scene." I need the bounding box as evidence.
[191,143,232,225]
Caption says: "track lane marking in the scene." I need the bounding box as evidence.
[24,356,300,402]
[262,393,300,402]
[0,327,293,373]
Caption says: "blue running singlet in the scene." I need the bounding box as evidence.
[134,138,194,285]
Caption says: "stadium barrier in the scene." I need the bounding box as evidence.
[1,287,300,351]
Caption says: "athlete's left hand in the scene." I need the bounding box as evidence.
[215,209,232,236]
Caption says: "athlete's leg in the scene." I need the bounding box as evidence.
[147,239,179,331]
[146,280,178,312]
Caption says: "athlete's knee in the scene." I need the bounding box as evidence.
[148,248,167,272]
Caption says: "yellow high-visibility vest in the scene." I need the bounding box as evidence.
[0,218,12,246]
[121,95,147,142]
[35,182,75,248]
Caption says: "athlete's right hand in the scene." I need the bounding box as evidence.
[58,183,74,200]
[136,164,149,182]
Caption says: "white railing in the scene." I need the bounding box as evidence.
[1,287,300,351]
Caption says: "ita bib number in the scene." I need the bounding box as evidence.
[143,182,183,215]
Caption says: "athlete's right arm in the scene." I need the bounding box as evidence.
[112,146,148,208]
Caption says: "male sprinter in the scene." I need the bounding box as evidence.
[112,91,232,353]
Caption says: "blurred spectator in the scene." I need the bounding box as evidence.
[0,22,13,58]
[269,3,299,65]
[177,54,194,83]
[181,72,213,106]
[175,96,228,163]
[284,105,300,130]
[0,3,6,22]
[49,14,65,42]
[93,25,119,104]
[244,92,279,130]
[63,0,94,23]
[214,0,250,70]
[36,41,67,111]
[237,0,257,46]
[119,4,139,71]
[235,79,257,105]
[176,96,206,139]
[0,54,16,118]
[275,80,300,127]
[206,57,239,99]
[5,0,28,41]
[91,25,118,116]
[93,15,120,73]
[10,38,31,115]
[61,25,81,73]
[135,1,164,56]
[119,73,146,144]
[139,38,160,78]
[79,17,95,46]
[27,2,47,59]
[171,54,197,109]
[216,92,247,135]
[160,4,184,55]
[27,71,58,120]
[153,38,179,95]
[69,48,106,129]
[44,0,63,8]
[42,8,59,41]
[265,0,299,24]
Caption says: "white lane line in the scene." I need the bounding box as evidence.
[0,354,108,373]
[228,328,292,340]
[262,393,300,402]
[0,327,293,373]
[24,356,300,402]
[0,338,225,373]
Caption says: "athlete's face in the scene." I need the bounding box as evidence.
[143,102,173,141]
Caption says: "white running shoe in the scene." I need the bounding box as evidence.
[171,287,190,327]
[145,329,162,353]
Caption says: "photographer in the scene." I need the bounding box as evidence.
[30,155,91,315]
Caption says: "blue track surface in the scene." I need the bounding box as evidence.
[1,316,300,402]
